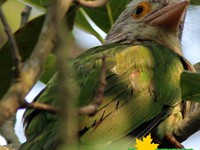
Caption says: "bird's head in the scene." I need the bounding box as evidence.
[105,0,189,55]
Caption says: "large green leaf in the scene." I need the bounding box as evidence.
[18,0,49,10]
[75,8,104,43]
[0,15,44,99]
[191,0,200,5]
[181,71,200,102]
[18,0,130,38]
[0,0,6,4]
[0,0,25,47]
[83,0,130,33]
[40,54,57,84]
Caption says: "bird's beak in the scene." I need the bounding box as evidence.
[144,1,188,31]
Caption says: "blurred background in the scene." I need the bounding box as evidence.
[0,1,200,149]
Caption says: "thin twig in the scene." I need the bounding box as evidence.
[173,109,200,142]
[0,0,73,126]
[76,0,108,8]
[78,56,106,116]
[21,102,60,114]
[20,5,32,27]
[0,7,21,79]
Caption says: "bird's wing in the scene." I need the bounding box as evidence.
[22,74,61,150]
[22,43,185,149]
[74,43,184,144]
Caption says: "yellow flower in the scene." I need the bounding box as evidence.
[135,134,159,150]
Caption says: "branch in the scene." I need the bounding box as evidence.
[172,63,200,142]
[0,6,22,147]
[20,6,32,27]
[161,133,184,148]
[0,144,19,150]
[0,0,73,126]
[76,0,108,8]
[21,102,60,114]
[78,56,106,116]
[0,7,21,79]
[56,10,79,149]
[0,115,20,147]
[173,108,200,142]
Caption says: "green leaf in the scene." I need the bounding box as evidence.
[0,0,25,47]
[40,54,57,84]
[75,8,104,43]
[181,71,200,102]
[0,0,6,4]
[190,0,200,5]
[0,15,44,99]
[18,0,50,9]
[83,0,130,33]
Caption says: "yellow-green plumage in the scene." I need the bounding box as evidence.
[77,43,184,143]
[21,43,190,149]
[20,0,200,149]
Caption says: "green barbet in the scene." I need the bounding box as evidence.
[20,0,200,149]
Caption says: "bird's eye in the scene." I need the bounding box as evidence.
[135,6,144,15]
[132,2,151,19]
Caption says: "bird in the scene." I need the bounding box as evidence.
[20,0,200,149]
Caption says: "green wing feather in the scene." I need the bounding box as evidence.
[75,44,184,144]
[21,43,186,149]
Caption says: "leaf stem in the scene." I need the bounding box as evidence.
[21,102,60,114]
[20,5,32,27]
[106,2,114,27]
